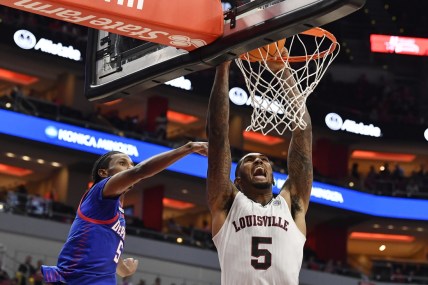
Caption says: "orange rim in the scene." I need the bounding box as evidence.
[286,27,338,62]
[240,27,338,63]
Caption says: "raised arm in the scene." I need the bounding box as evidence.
[285,108,313,215]
[104,141,208,197]
[270,59,313,235]
[207,62,236,236]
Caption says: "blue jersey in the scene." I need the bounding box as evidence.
[42,178,126,285]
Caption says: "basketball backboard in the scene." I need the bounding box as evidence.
[84,0,366,102]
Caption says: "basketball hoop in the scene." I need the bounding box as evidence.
[235,27,340,135]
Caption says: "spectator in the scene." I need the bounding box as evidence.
[407,270,415,284]
[392,163,404,181]
[416,164,425,178]
[378,163,391,179]
[406,178,419,197]
[0,262,10,284]
[32,260,43,285]
[154,112,167,140]
[306,256,320,271]
[201,220,210,232]
[153,277,161,285]
[17,256,35,285]
[351,163,361,180]
[364,165,377,191]
[16,185,28,214]
[324,259,336,274]
[122,276,134,285]
[44,189,57,202]
[27,195,46,216]
[167,218,182,235]
[390,268,406,283]
[350,163,362,189]
[334,260,345,275]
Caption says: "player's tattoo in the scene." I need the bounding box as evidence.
[287,110,313,213]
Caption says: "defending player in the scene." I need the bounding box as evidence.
[41,142,208,285]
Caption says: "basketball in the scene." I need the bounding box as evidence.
[241,39,286,62]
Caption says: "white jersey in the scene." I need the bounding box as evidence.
[213,191,306,285]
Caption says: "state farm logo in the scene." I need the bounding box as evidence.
[103,0,144,10]
[13,29,82,61]
[14,30,37,49]
[12,1,207,49]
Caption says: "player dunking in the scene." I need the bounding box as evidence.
[207,61,312,284]
[42,142,208,285]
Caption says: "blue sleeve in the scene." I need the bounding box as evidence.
[79,177,120,221]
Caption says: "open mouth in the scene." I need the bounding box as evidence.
[253,166,266,178]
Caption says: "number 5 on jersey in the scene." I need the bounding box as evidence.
[114,240,124,263]
[251,236,272,270]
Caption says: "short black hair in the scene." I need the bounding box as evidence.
[91,151,122,184]
[234,153,273,179]
[235,157,245,178]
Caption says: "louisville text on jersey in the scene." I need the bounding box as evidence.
[232,215,289,232]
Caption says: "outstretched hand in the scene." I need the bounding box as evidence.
[188,141,208,156]
[266,48,290,73]
[266,48,300,95]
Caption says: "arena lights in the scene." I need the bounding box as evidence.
[351,150,416,162]
[0,68,39,85]
[165,77,192,91]
[0,163,33,177]
[167,110,198,125]
[102,99,123,106]
[349,232,415,243]
[243,131,284,145]
[163,198,195,210]
[370,34,428,56]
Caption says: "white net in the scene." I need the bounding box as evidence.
[235,27,340,135]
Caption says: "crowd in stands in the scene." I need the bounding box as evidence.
[372,260,428,284]
[300,252,428,284]
[315,73,426,126]
[302,253,362,279]
[2,187,428,284]
[0,87,169,147]
[0,255,43,285]
[348,162,428,198]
